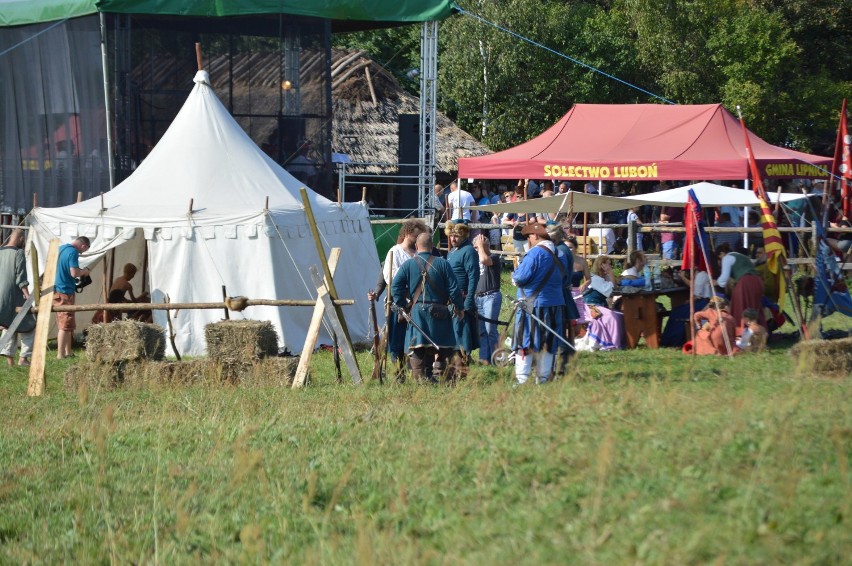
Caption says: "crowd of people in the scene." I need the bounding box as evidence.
[430,177,851,259]
[368,175,847,385]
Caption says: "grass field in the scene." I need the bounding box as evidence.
[1,333,851,564]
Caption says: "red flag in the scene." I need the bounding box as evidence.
[681,189,710,273]
[833,99,852,218]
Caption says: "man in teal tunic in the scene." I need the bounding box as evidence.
[445,222,480,373]
[391,232,464,383]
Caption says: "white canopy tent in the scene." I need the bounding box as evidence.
[621,182,805,208]
[29,70,380,356]
[470,182,804,214]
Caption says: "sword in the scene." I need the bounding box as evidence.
[0,294,35,353]
[513,300,576,351]
[389,303,441,351]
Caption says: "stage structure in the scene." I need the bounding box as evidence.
[0,1,453,213]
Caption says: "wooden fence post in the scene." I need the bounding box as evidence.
[27,239,59,397]
[293,248,341,388]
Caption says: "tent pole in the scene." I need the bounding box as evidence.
[140,241,149,295]
[742,178,749,250]
[101,255,109,324]
[627,217,635,257]
[99,13,115,189]
[688,205,696,356]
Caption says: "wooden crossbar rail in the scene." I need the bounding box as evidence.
[34,298,354,313]
[435,222,839,234]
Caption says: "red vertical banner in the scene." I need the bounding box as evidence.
[837,99,852,218]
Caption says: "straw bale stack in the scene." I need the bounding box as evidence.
[86,321,166,363]
[64,361,123,391]
[237,357,298,388]
[64,357,296,391]
[205,320,279,366]
[789,337,852,377]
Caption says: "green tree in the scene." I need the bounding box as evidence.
[439,0,646,150]
[336,0,850,154]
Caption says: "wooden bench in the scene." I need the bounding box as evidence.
[573,235,599,257]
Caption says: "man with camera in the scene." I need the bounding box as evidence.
[55,236,91,359]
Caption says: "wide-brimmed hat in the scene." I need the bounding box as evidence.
[545,223,565,242]
[521,223,548,238]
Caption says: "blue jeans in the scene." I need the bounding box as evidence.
[476,291,503,363]
[662,239,677,259]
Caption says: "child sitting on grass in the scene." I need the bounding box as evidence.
[736,308,767,353]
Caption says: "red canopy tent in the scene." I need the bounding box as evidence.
[458,103,831,181]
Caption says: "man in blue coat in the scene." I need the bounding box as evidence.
[391,232,464,383]
[445,222,480,376]
[512,223,568,385]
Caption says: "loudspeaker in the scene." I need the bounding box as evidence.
[398,114,420,212]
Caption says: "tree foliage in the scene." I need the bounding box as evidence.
[335,0,851,154]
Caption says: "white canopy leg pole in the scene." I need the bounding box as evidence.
[743,179,750,250]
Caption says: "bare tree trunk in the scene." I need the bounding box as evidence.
[479,39,489,138]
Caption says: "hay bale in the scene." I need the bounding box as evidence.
[790,337,852,377]
[64,356,297,391]
[86,321,166,363]
[205,320,279,366]
[64,361,122,391]
[120,360,222,387]
[237,357,298,388]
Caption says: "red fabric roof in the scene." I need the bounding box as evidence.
[458,104,830,181]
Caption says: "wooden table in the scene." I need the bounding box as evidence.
[620,286,689,349]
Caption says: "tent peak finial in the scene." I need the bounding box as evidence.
[193,70,210,86]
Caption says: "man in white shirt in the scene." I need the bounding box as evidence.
[446,181,476,224]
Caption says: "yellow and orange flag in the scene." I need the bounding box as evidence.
[739,110,786,309]
[757,196,786,309]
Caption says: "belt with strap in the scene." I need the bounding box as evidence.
[476,289,501,297]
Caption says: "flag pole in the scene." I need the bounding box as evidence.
[737,106,808,340]
[691,209,735,357]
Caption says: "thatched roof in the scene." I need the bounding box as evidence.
[131,49,489,174]
[329,49,490,174]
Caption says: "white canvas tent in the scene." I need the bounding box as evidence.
[28,70,380,356]
[470,182,804,214]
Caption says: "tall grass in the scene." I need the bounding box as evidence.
[0,343,850,563]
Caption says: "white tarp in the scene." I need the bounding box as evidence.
[469,181,804,214]
[29,70,380,356]
[620,182,805,207]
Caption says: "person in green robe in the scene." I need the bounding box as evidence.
[445,222,479,375]
[0,229,35,366]
[391,232,463,383]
